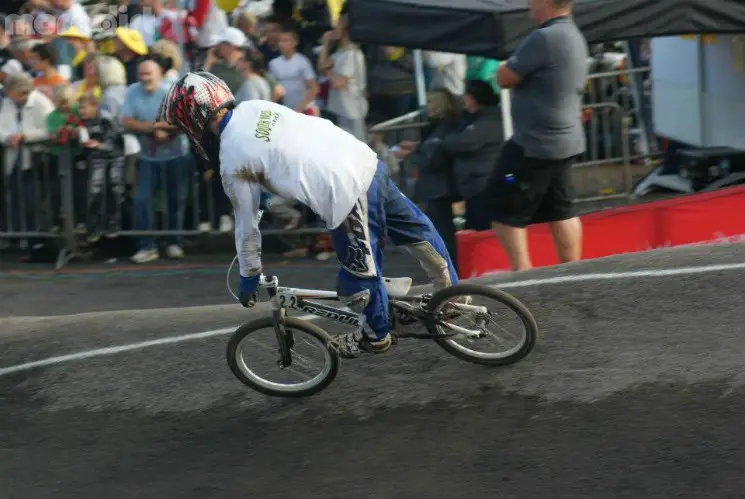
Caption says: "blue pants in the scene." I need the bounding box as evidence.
[134,156,193,250]
[331,162,459,339]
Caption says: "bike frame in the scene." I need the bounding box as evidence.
[257,275,486,340]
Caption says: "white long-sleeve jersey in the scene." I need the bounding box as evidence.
[219,100,379,277]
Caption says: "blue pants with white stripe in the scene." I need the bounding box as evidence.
[330,162,459,339]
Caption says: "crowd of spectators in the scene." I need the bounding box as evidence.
[0,0,594,274]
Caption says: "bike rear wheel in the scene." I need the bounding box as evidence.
[427,283,538,366]
[226,316,339,397]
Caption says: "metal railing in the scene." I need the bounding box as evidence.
[573,102,633,203]
[0,67,657,268]
[581,66,654,165]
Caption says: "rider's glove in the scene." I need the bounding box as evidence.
[238,274,261,308]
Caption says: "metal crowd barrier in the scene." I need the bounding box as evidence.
[0,142,341,269]
[368,109,430,199]
[573,102,633,203]
[0,141,84,269]
[0,68,650,269]
[581,66,653,165]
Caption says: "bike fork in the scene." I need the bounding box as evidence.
[272,309,294,368]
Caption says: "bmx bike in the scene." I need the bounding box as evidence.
[226,273,538,397]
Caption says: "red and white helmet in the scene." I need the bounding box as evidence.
[157,71,235,160]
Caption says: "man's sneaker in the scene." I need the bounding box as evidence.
[166,244,185,259]
[219,215,234,233]
[331,329,393,359]
[131,249,159,264]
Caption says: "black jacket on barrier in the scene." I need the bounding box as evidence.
[411,118,461,203]
[441,105,503,201]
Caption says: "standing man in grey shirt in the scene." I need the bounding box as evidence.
[487,0,588,271]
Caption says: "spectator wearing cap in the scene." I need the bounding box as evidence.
[488,0,588,271]
[195,27,250,234]
[0,73,55,236]
[57,27,92,81]
[203,27,247,94]
[0,60,24,94]
[53,0,93,38]
[121,59,192,264]
[115,27,149,85]
[268,24,318,114]
[29,43,68,100]
[317,12,367,140]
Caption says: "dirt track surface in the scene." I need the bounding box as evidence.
[2,245,745,498]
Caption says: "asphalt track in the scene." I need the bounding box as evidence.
[3,244,745,498]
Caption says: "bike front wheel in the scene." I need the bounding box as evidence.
[427,283,538,366]
[226,316,339,397]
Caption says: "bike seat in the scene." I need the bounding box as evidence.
[383,277,413,298]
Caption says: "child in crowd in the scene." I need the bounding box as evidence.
[46,83,86,224]
[78,91,124,242]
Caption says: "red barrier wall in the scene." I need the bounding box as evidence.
[456,185,745,278]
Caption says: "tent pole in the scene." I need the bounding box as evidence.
[500,88,513,139]
[413,49,427,107]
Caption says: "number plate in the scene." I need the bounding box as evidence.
[278,293,298,309]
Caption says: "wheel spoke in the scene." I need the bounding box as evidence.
[427,285,537,366]
[227,317,338,396]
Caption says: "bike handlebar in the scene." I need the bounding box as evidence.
[258,274,279,288]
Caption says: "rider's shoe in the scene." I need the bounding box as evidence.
[331,329,393,359]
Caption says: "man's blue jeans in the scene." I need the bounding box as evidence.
[133,155,193,250]
[331,162,459,339]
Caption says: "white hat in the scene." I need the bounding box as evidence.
[0,59,23,76]
[217,27,248,47]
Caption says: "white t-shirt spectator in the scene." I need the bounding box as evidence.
[196,0,229,49]
[424,51,466,96]
[327,44,367,120]
[130,11,178,46]
[268,53,316,111]
[57,2,92,38]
